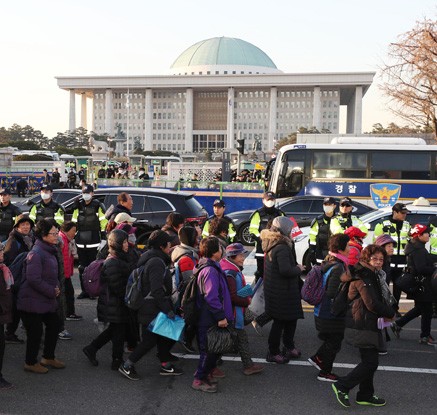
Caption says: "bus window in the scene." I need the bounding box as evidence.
[313,151,367,179]
[277,158,304,198]
[371,152,430,180]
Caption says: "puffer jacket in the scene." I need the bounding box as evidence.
[314,258,348,333]
[193,257,233,327]
[17,239,59,314]
[136,248,173,325]
[97,251,130,323]
[404,239,435,302]
[261,228,303,321]
[0,268,13,324]
[344,262,395,348]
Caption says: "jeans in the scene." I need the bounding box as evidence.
[91,322,125,360]
[396,300,433,338]
[195,325,218,380]
[268,319,297,355]
[315,331,344,373]
[21,311,61,365]
[128,323,175,364]
[336,347,379,401]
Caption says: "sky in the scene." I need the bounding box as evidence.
[1,0,435,138]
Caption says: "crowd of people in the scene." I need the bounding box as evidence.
[0,185,436,407]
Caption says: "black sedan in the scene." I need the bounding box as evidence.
[227,195,375,245]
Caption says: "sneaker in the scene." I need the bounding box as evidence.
[210,367,225,378]
[307,355,323,371]
[0,377,13,390]
[58,330,72,340]
[243,363,264,376]
[118,363,140,381]
[179,340,196,353]
[82,345,98,366]
[111,358,123,371]
[24,363,49,374]
[419,335,437,345]
[191,379,217,393]
[390,322,402,339]
[41,358,66,369]
[5,334,24,344]
[356,395,386,406]
[282,347,301,360]
[266,352,288,364]
[66,314,83,321]
[332,383,350,408]
[251,320,263,336]
[317,371,338,382]
[77,292,89,299]
[160,363,183,376]
[206,374,219,384]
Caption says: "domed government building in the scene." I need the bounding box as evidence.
[56,37,374,155]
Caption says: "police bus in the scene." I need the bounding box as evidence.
[267,137,437,209]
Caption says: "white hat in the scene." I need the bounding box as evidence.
[114,212,137,224]
[412,197,430,207]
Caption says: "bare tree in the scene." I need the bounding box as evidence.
[380,18,437,138]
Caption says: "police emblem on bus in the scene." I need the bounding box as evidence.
[370,183,401,208]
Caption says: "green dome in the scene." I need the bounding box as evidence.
[170,37,279,74]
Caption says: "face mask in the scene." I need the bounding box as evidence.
[264,200,275,208]
[41,192,51,200]
[323,205,335,214]
[82,194,92,201]
[139,170,145,174]
[128,234,137,244]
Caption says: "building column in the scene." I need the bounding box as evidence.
[227,87,234,149]
[104,89,113,136]
[91,93,95,133]
[268,87,277,150]
[346,91,355,134]
[144,88,153,151]
[69,90,76,132]
[185,88,194,153]
[354,85,363,134]
[312,86,321,131]
[81,93,87,130]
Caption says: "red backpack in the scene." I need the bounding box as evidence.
[83,259,105,297]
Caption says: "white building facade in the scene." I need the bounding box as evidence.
[56,37,374,155]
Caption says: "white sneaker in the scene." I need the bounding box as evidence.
[58,330,72,340]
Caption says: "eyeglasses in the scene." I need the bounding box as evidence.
[48,231,59,236]
[370,256,384,263]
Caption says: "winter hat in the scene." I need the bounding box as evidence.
[147,230,172,249]
[178,226,198,247]
[107,229,128,251]
[225,243,248,257]
[115,223,137,235]
[271,216,293,237]
[344,226,367,240]
[410,224,430,238]
[374,234,397,248]
[14,214,35,229]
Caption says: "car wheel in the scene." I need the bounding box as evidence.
[237,222,255,246]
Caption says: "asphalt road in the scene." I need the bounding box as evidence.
[1,252,436,415]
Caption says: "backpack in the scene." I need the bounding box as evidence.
[301,265,334,305]
[83,259,105,297]
[9,251,29,296]
[181,274,204,326]
[172,253,195,308]
[124,265,146,310]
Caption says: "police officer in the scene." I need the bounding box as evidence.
[72,185,107,299]
[0,188,22,242]
[202,199,236,243]
[330,196,367,236]
[29,184,65,225]
[374,202,411,311]
[308,197,337,266]
[249,191,285,280]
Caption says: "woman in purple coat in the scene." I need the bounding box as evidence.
[17,219,64,374]
[192,236,233,393]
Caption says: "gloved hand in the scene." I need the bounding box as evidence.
[250,233,261,243]
[100,231,107,240]
[167,310,176,320]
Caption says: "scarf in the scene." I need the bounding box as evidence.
[0,263,14,290]
[329,251,350,266]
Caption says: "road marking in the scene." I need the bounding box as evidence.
[174,353,437,375]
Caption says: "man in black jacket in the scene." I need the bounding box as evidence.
[72,185,107,299]
[0,188,22,242]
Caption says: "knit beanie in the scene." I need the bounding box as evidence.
[271,216,293,237]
